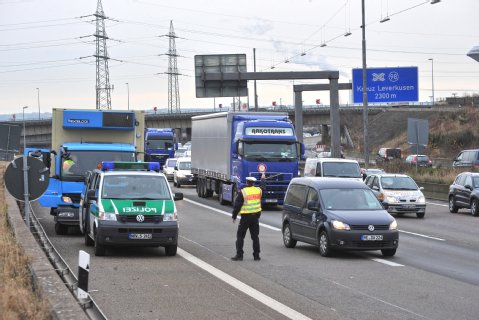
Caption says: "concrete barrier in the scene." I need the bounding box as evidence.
[6,193,89,320]
[416,182,449,201]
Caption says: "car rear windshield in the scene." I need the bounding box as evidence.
[386,149,401,158]
[380,176,418,190]
[167,159,177,166]
[320,188,383,210]
[322,162,361,178]
[416,156,429,161]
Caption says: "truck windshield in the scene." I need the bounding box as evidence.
[146,138,174,150]
[322,162,362,178]
[243,142,298,162]
[102,175,171,200]
[61,151,135,179]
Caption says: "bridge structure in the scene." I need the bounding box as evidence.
[2,106,456,153]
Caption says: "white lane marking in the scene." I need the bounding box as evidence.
[178,248,312,320]
[399,229,445,241]
[426,201,448,207]
[183,198,281,231]
[371,258,404,267]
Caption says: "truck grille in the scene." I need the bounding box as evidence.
[350,225,390,231]
[251,172,293,182]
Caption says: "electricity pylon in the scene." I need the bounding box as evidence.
[94,0,112,110]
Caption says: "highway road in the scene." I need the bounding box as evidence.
[32,183,479,320]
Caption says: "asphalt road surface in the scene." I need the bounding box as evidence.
[32,182,479,320]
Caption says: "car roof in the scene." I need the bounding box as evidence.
[102,171,167,177]
[458,172,479,176]
[290,177,369,189]
[176,157,191,161]
[369,173,411,178]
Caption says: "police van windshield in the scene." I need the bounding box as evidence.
[242,142,298,162]
[178,161,191,170]
[146,138,174,150]
[102,175,171,200]
[62,151,136,180]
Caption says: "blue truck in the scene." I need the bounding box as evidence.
[191,112,304,205]
[28,108,145,235]
[144,128,178,168]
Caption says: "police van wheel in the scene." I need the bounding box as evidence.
[85,231,94,247]
[94,233,106,256]
[54,222,67,235]
[165,245,177,256]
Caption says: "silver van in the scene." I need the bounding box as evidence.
[452,149,479,168]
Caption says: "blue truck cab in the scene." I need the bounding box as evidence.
[144,128,178,168]
[33,108,145,235]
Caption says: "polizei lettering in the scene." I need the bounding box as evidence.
[122,207,157,213]
[251,128,286,135]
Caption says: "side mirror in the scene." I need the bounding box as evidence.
[87,189,97,202]
[372,186,380,191]
[465,184,473,191]
[174,166,178,170]
[381,202,389,210]
[307,200,320,211]
[419,186,424,191]
[174,143,179,150]
[174,192,183,201]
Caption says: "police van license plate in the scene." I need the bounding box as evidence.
[129,233,152,240]
[361,235,383,241]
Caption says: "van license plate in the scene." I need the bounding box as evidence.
[361,235,383,241]
[265,199,278,203]
[129,233,152,240]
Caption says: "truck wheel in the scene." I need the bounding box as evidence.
[196,180,201,196]
[219,183,227,205]
[54,222,67,235]
[165,245,177,256]
[199,179,206,198]
[94,232,106,256]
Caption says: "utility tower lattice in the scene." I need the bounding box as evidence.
[94,0,112,110]
[166,21,180,113]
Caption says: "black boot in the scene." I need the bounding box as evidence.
[253,254,261,261]
[231,255,243,261]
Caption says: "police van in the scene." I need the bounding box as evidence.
[79,161,183,256]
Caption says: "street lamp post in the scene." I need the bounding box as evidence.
[428,58,435,105]
[361,0,369,168]
[22,106,30,227]
[125,83,130,110]
[36,88,40,120]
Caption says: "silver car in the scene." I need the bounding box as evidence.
[162,158,177,181]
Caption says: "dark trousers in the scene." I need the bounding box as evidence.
[236,213,260,257]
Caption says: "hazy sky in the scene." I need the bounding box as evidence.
[1,0,478,116]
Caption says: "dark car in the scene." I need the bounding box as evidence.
[282,178,399,257]
[448,172,479,216]
[452,149,479,168]
[405,155,433,168]
[375,148,402,164]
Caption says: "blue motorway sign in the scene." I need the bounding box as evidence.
[352,67,418,103]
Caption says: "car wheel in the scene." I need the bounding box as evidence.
[318,230,331,257]
[54,222,67,235]
[94,232,106,256]
[165,245,177,256]
[449,196,458,213]
[416,211,425,219]
[282,223,297,248]
[85,230,94,247]
[177,181,181,188]
[381,248,396,257]
[471,199,479,216]
[173,177,177,187]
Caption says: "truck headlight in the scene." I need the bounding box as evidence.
[62,196,72,203]
[332,220,350,231]
[163,211,177,221]
[99,211,117,221]
[389,219,398,230]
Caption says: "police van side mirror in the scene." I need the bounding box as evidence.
[307,200,321,212]
[87,189,97,202]
[174,192,183,201]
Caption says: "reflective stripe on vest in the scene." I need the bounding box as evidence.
[240,186,262,214]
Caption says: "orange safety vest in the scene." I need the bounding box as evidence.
[240,186,262,214]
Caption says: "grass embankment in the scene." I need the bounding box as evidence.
[0,162,50,320]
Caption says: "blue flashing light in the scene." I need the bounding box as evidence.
[101,161,160,172]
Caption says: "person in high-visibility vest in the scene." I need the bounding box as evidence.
[231,174,266,261]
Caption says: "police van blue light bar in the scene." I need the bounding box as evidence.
[101,161,160,172]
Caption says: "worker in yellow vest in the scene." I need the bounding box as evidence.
[231,174,266,261]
